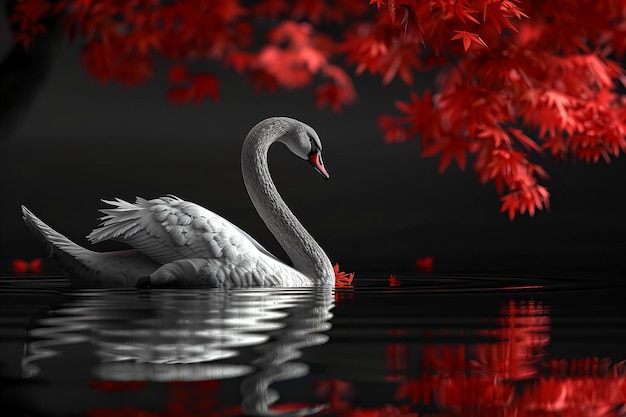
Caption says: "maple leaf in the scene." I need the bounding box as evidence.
[388,274,401,287]
[477,125,511,148]
[10,0,626,220]
[422,134,477,172]
[377,115,409,143]
[542,90,574,122]
[9,0,52,46]
[542,134,568,159]
[223,51,256,72]
[483,0,520,34]
[10,0,50,25]
[369,0,385,10]
[127,28,162,55]
[334,263,355,288]
[415,256,433,273]
[451,30,488,52]
[499,193,519,220]
[450,2,480,25]
[268,20,312,48]
[167,64,187,83]
[251,0,289,18]
[381,44,422,85]
[246,69,279,93]
[315,82,355,112]
[168,73,219,105]
[342,29,389,76]
[393,90,439,145]
[291,0,326,23]
[509,127,542,153]
[12,258,43,274]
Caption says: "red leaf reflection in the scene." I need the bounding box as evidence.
[475,300,550,380]
[89,380,147,392]
[388,274,402,287]
[386,329,408,380]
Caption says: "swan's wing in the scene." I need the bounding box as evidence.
[86,196,280,264]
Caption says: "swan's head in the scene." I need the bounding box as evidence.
[277,119,330,180]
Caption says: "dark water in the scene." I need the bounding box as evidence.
[1,274,625,417]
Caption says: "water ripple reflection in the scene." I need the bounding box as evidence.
[22,287,333,386]
[2,275,624,416]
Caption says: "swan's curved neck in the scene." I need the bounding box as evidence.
[241,118,334,284]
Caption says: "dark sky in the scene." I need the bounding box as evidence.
[1,17,625,278]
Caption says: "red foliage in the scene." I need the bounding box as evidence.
[391,301,626,416]
[11,258,43,274]
[415,256,434,273]
[388,273,402,286]
[334,263,355,288]
[10,0,626,218]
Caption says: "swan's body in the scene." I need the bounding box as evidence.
[22,117,335,287]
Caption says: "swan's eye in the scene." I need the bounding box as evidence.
[307,135,321,154]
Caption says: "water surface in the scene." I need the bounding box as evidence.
[1,274,624,416]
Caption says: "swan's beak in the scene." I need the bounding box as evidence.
[308,151,330,180]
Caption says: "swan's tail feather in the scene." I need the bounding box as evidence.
[21,205,159,286]
[21,205,100,284]
[21,206,93,260]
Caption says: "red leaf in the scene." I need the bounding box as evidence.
[387,0,398,25]
[168,73,219,105]
[267,20,312,48]
[377,115,408,143]
[315,82,355,112]
[11,258,42,274]
[477,125,511,148]
[12,259,29,275]
[422,135,476,172]
[500,192,520,220]
[190,74,219,104]
[451,30,488,51]
[394,90,438,145]
[369,0,385,10]
[509,128,542,153]
[415,256,434,273]
[452,3,479,25]
[247,69,279,93]
[167,64,188,83]
[388,274,401,287]
[167,87,193,104]
[542,90,574,123]
[381,44,421,85]
[224,51,256,72]
[29,258,42,273]
[252,0,289,18]
[334,263,355,288]
[483,0,520,33]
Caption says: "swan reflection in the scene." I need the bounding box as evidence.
[22,286,334,415]
[17,283,625,417]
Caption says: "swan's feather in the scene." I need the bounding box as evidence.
[87,196,280,265]
[21,206,159,286]
[148,255,311,287]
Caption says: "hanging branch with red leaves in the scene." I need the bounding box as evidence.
[9,0,626,218]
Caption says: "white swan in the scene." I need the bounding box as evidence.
[21,117,335,287]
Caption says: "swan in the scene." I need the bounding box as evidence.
[21,117,335,287]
